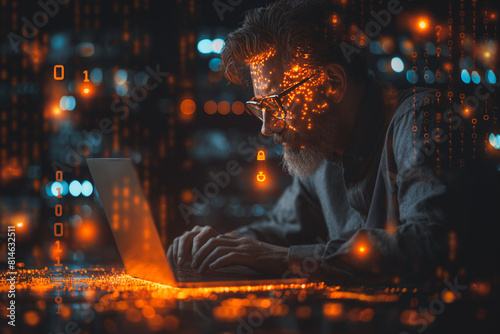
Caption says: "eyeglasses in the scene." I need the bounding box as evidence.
[245,72,318,122]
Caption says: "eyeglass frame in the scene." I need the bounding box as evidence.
[245,72,319,121]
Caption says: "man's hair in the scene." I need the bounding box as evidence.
[221,0,368,89]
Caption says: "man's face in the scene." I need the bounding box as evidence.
[249,49,338,179]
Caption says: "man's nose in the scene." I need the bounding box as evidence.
[260,110,284,136]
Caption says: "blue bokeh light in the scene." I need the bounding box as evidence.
[212,39,225,54]
[209,58,222,71]
[471,71,481,84]
[59,96,76,111]
[90,68,103,84]
[487,70,496,84]
[197,39,213,54]
[116,85,128,96]
[461,69,471,84]
[50,181,68,197]
[69,180,82,197]
[81,181,93,197]
[115,69,128,85]
[51,34,67,50]
[391,57,404,73]
[406,70,418,84]
[424,70,435,84]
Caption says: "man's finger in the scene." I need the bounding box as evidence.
[208,252,248,271]
[177,232,197,265]
[172,237,179,264]
[192,237,240,268]
[197,247,243,273]
[192,226,218,256]
[166,244,172,261]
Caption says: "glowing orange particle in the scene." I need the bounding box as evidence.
[442,290,456,303]
[17,222,23,227]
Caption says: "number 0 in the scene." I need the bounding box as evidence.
[54,222,63,237]
[54,65,64,80]
[55,204,62,216]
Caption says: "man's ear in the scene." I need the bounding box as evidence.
[324,63,347,104]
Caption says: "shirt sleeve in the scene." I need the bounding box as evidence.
[233,177,328,247]
[288,94,467,284]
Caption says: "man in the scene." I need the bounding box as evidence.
[168,0,499,284]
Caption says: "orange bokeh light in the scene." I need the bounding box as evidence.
[204,100,217,115]
[231,101,245,115]
[218,101,231,115]
[79,223,97,242]
[180,99,196,115]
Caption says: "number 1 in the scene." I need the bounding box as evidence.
[83,70,89,82]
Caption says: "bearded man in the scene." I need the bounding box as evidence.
[168,0,499,284]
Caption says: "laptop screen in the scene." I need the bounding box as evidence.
[88,158,176,285]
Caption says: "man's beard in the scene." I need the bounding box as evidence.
[274,120,336,180]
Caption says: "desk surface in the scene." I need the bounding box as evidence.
[1,266,498,334]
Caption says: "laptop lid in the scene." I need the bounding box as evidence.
[87,158,177,286]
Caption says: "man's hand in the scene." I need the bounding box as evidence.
[167,225,220,266]
[191,234,289,276]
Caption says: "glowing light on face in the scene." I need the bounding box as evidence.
[248,48,277,92]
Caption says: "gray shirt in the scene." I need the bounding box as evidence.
[235,77,499,284]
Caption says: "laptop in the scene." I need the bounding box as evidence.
[87,158,307,288]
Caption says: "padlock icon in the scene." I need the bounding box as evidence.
[257,150,266,161]
[256,171,266,182]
